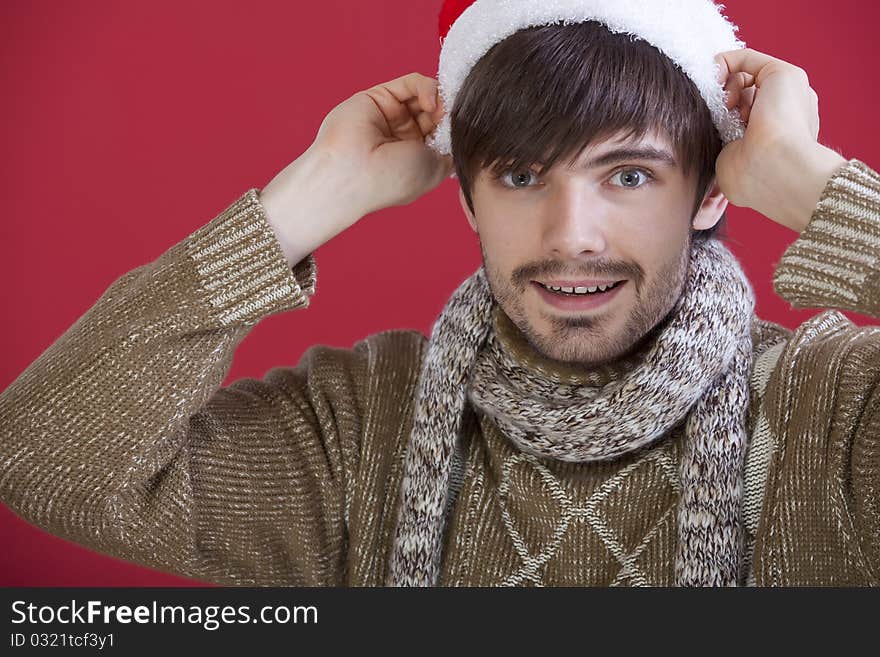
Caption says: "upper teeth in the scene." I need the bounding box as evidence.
[543,282,617,293]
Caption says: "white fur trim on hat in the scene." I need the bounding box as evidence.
[427,0,747,155]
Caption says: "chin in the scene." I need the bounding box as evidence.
[543,339,628,366]
[530,303,659,364]
[523,318,622,363]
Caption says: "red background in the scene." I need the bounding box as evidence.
[1,0,878,586]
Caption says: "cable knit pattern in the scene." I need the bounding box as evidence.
[0,159,878,586]
[444,239,755,587]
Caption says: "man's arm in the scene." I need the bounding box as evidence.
[0,189,365,585]
[773,159,880,315]
[0,71,451,586]
[751,158,880,584]
[710,47,880,582]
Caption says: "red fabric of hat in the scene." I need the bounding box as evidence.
[439,0,475,41]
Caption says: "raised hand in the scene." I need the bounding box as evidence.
[260,72,452,266]
[713,47,847,232]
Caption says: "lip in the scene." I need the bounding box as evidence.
[537,279,620,288]
[532,280,626,312]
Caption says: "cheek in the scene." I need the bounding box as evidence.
[613,206,690,252]
[605,218,688,291]
[624,228,671,261]
[474,212,536,263]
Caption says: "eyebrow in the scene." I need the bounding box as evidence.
[583,146,678,169]
[489,144,678,177]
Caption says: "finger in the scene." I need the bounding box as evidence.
[715,139,747,207]
[399,95,439,138]
[363,87,424,139]
[364,77,436,139]
[405,96,420,114]
[414,109,440,137]
[407,91,446,120]
[362,73,435,135]
[405,97,447,137]
[380,74,441,141]
[714,47,788,87]
[378,72,438,113]
[724,71,755,91]
[723,71,755,109]
[738,85,756,123]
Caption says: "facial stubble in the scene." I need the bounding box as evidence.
[481,237,692,368]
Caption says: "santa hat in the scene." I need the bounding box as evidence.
[427,0,747,155]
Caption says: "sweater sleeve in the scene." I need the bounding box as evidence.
[752,159,880,584]
[773,159,880,315]
[0,189,361,586]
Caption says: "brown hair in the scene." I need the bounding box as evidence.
[451,21,725,241]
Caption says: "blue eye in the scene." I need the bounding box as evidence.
[499,169,539,188]
[610,168,653,188]
[495,167,653,189]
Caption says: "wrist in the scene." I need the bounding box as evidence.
[260,146,367,267]
[762,140,848,232]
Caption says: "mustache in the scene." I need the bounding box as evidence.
[513,258,644,287]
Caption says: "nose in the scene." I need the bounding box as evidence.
[540,180,608,258]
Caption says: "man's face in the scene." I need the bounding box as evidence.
[460,129,726,368]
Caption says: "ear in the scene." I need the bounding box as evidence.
[458,186,478,233]
[692,178,729,231]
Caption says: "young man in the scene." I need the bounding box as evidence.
[0,0,877,586]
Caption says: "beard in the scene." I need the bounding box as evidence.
[482,236,692,369]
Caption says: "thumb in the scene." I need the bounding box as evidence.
[714,140,746,207]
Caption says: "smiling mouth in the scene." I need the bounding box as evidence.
[533,280,625,297]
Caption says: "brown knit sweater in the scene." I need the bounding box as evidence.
[1,159,879,587]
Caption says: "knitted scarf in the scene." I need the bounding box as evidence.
[387,238,755,587]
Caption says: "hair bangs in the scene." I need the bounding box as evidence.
[451,20,724,238]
